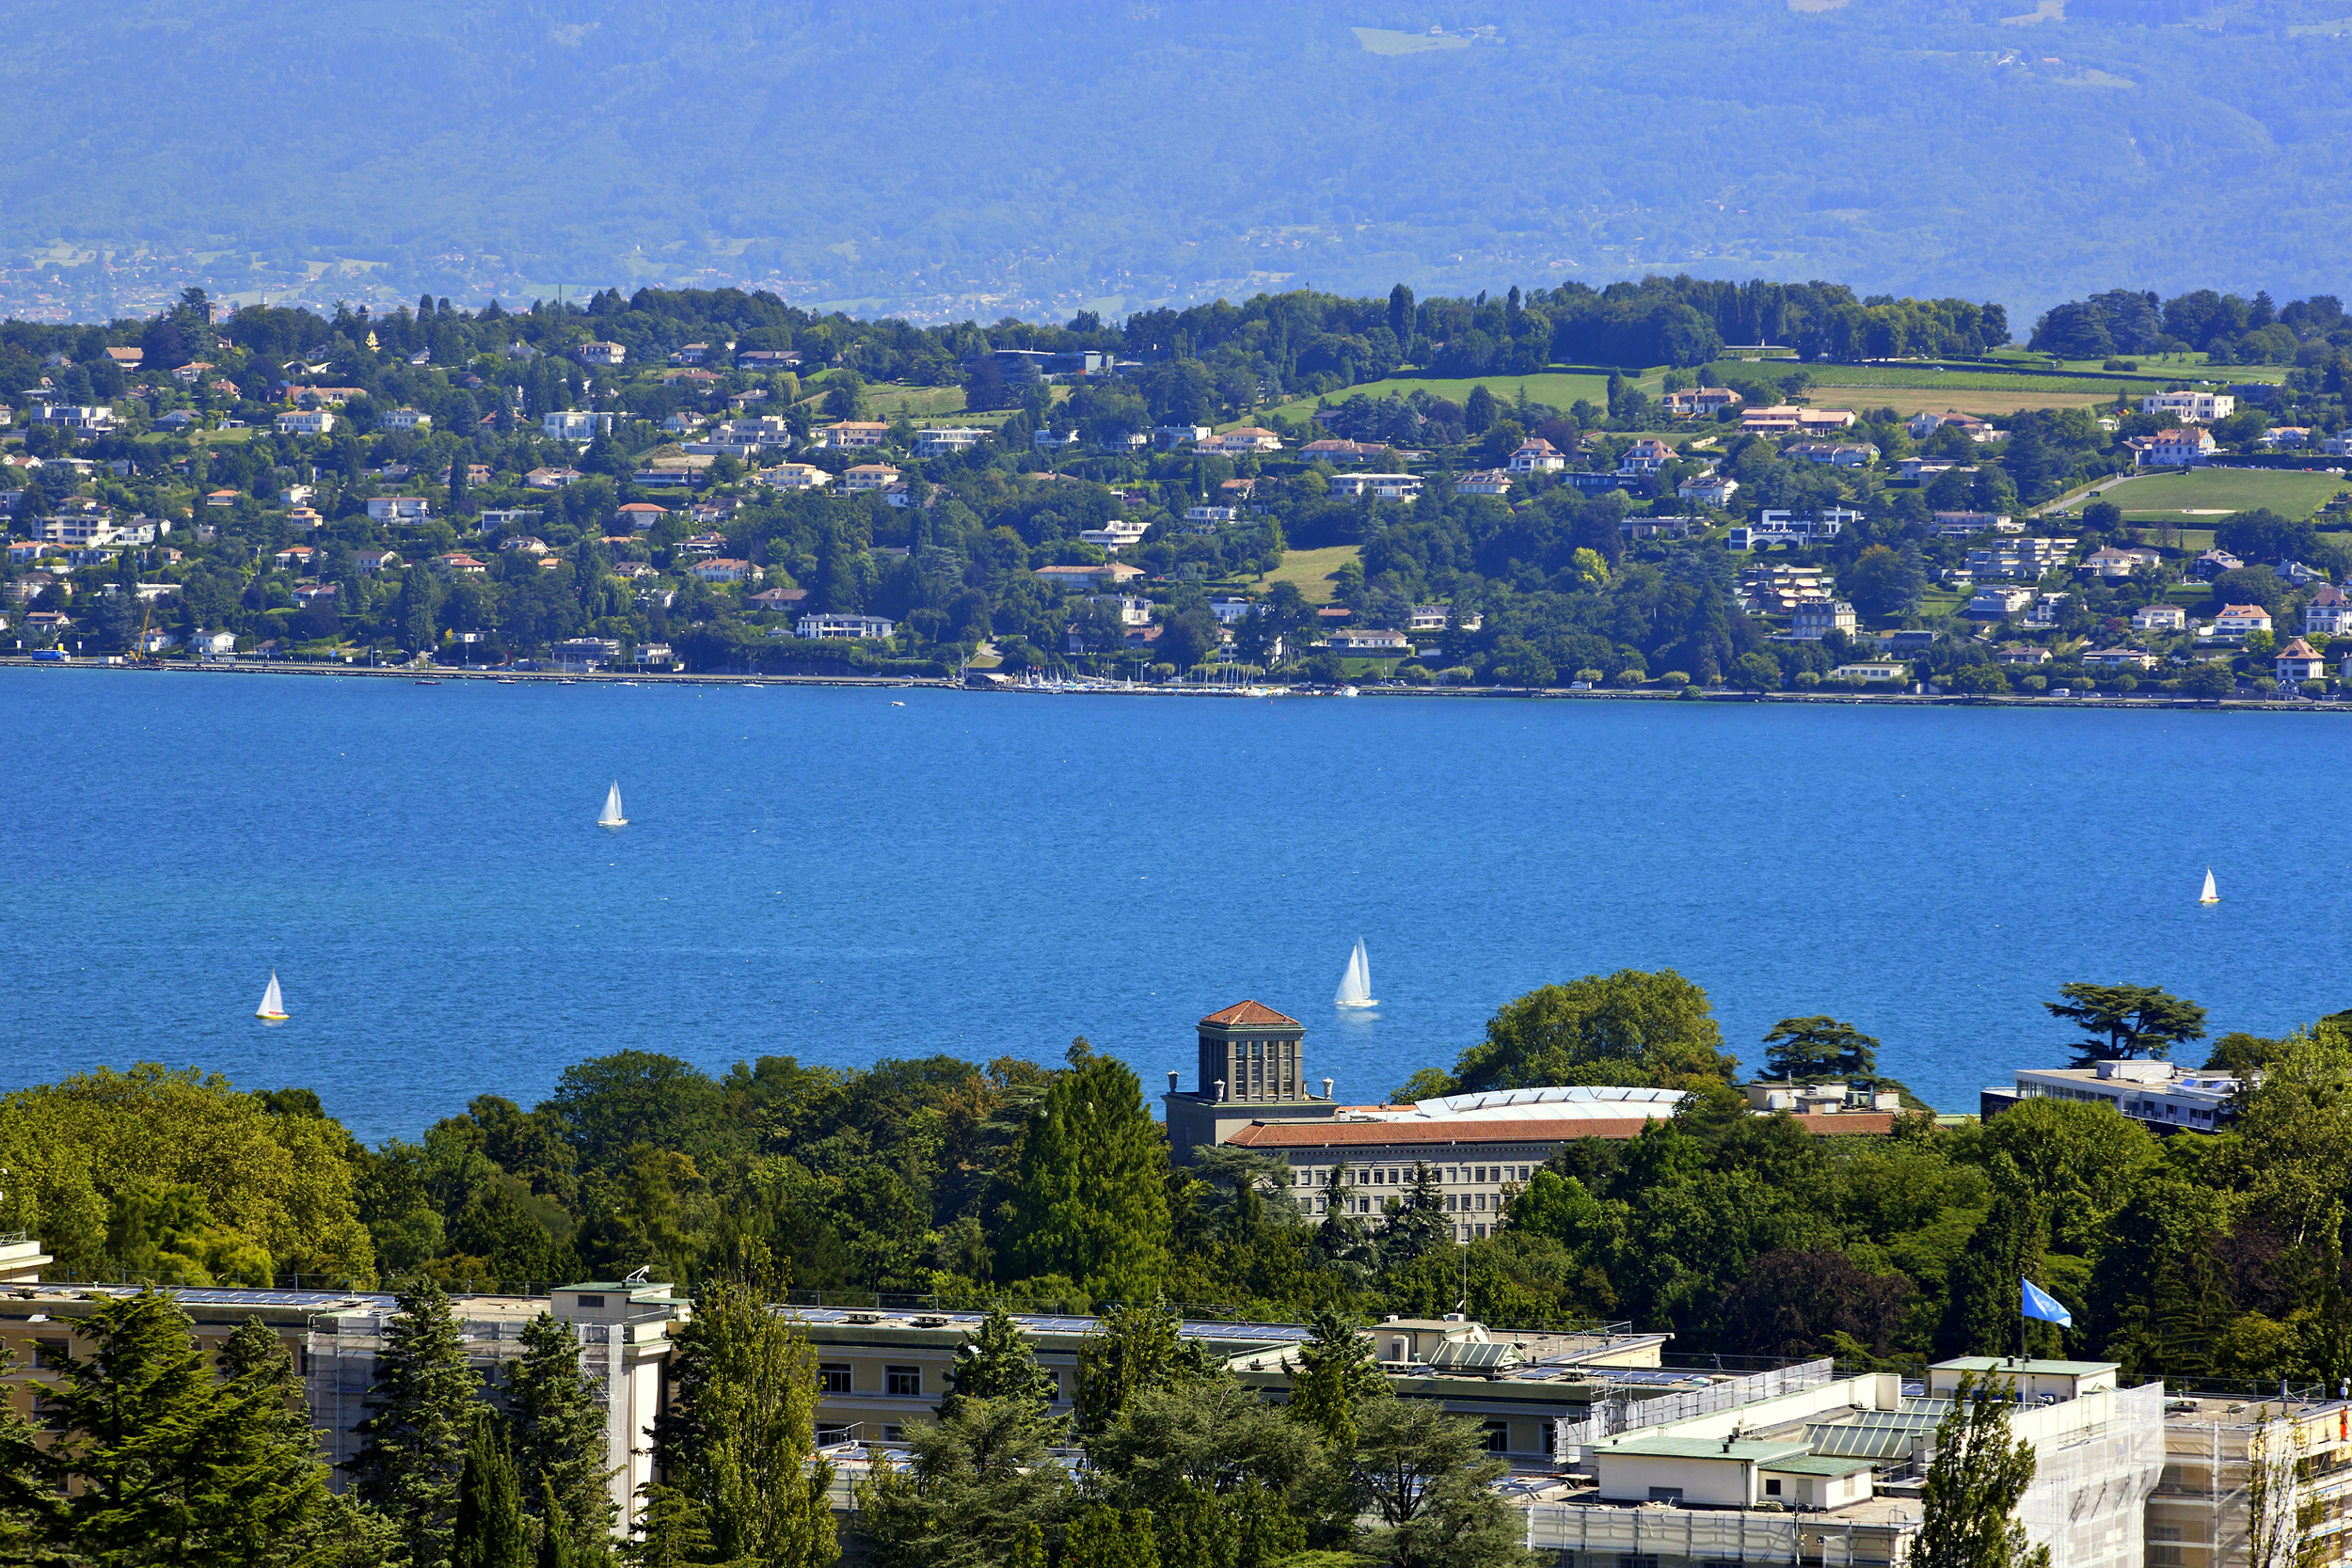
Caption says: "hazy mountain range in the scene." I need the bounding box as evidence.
[3,0,2346,325]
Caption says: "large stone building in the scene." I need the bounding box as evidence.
[1165,1002,1895,1241]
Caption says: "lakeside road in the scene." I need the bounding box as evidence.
[0,657,2337,713]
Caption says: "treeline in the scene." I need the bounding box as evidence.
[0,274,2014,427]
[2028,286,2352,366]
[7,971,2350,1388]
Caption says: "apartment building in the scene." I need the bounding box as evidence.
[2141,390,2236,423]
[0,1270,685,1534]
[1983,1058,2243,1134]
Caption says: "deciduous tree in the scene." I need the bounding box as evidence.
[1916,1376,2048,1568]
[1446,972,1736,1094]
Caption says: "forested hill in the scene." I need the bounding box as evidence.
[7,0,2351,324]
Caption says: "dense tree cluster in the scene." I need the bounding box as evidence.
[2029,287,2350,367]
[12,969,2352,1562]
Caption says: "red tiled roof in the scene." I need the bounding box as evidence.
[1200,1000,1302,1028]
[1226,1111,1896,1148]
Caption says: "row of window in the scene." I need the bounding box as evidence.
[819,1363,1064,1401]
[1291,1163,1536,1187]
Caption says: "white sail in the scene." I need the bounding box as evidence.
[256,972,287,1020]
[599,782,628,828]
[1335,938,1377,1008]
[2200,868,2218,904]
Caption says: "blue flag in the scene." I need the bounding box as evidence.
[2022,1278,2074,1327]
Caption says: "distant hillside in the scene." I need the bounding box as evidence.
[3,0,2349,324]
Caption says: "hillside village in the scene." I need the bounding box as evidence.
[5,280,2352,700]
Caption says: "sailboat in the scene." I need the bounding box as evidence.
[2200,868,2219,905]
[1334,938,1378,1009]
[598,782,628,829]
[255,971,289,1022]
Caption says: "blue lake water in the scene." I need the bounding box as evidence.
[3,669,2343,1146]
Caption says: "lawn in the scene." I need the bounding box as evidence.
[2094,468,2351,521]
[1252,369,1613,429]
[1703,362,2145,395]
[136,425,257,444]
[868,384,971,420]
[1255,545,1359,604]
[1836,389,2120,418]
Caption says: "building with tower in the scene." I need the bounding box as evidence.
[1163,1000,1343,1162]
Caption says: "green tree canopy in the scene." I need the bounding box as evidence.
[31,1288,327,1565]
[1000,1051,1170,1305]
[1280,1309,1389,1453]
[347,1275,483,1568]
[1349,1398,1534,1568]
[453,1411,529,1568]
[1758,1017,1880,1081]
[854,1392,1072,1568]
[651,1265,836,1568]
[1916,1377,2049,1568]
[505,1312,614,1551]
[942,1304,1061,1423]
[2043,984,2207,1067]
[1445,972,1737,1094]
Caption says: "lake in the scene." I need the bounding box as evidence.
[3,670,2339,1146]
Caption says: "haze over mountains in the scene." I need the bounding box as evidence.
[5,0,2346,325]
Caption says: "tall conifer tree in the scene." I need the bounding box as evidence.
[347,1275,482,1568]
[211,1316,332,1561]
[0,1340,64,1561]
[507,1313,613,1550]
[1001,1048,1170,1304]
[28,1289,329,1564]
[654,1265,836,1568]
[454,1412,529,1568]
[535,1480,576,1568]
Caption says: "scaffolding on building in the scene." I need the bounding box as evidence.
[1558,1359,1840,1449]
[302,1311,604,1481]
[2153,1399,2352,1568]
[1518,1502,1918,1567]
[2015,1383,2168,1568]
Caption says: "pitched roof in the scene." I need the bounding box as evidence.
[1200,1000,1302,1028]
[1225,1111,1894,1148]
[2279,638,2320,658]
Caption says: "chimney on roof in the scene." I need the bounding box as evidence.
[1168,1070,1179,1095]
[1323,1077,1334,1101]
[1215,1080,1227,1102]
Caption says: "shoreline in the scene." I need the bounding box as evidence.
[0,656,2338,712]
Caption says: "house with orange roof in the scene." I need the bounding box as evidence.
[1199,426,1283,456]
[2211,604,2273,641]
[2278,636,2327,684]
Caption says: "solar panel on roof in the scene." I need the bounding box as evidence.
[1816,1409,1941,1432]
[1429,1341,1514,1370]
[1808,1424,1922,1460]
